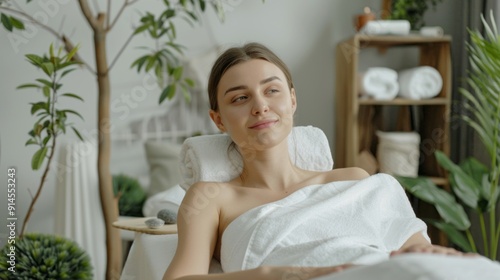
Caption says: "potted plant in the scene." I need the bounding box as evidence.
[396,13,500,260]
[113,174,147,217]
[386,0,443,29]
[0,233,93,279]
[0,45,94,279]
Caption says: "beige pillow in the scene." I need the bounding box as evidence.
[144,141,183,197]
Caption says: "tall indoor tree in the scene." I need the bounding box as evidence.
[0,0,229,278]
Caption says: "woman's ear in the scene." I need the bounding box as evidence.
[290,88,297,113]
[209,110,225,132]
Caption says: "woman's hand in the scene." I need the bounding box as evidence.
[260,264,354,280]
[390,244,477,257]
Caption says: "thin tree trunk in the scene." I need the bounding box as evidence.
[93,13,122,279]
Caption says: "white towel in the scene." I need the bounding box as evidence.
[220,174,429,271]
[358,67,399,100]
[179,126,334,191]
[419,26,444,37]
[142,184,186,217]
[398,66,443,99]
[359,20,411,36]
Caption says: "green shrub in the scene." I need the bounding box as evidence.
[113,174,147,217]
[0,233,93,279]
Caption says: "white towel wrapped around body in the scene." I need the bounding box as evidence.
[359,20,411,36]
[358,67,399,100]
[220,173,500,279]
[398,66,443,99]
[220,174,429,271]
[179,126,334,191]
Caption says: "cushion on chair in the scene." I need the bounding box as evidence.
[179,125,333,190]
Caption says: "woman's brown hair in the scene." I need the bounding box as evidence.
[207,42,294,112]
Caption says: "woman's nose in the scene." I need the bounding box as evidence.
[251,97,269,115]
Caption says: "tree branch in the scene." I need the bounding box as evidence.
[106,0,111,29]
[78,0,99,29]
[107,31,135,73]
[107,0,139,32]
[0,6,96,74]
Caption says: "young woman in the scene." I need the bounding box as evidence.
[163,43,467,280]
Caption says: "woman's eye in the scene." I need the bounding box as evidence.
[232,96,247,103]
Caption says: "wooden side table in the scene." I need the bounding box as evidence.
[112,217,177,235]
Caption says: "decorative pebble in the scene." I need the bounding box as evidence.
[145,218,165,229]
[157,209,177,224]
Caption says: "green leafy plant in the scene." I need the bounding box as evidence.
[388,0,443,29]
[113,174,147,217]
[17,44,83,238]
[397,13,500,260]
[0,233,93,279]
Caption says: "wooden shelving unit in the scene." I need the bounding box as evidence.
[335,34,452,245]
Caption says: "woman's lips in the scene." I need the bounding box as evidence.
[249,120,278,129]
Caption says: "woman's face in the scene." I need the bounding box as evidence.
[210,59,296,151]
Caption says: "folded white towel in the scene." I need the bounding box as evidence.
[179,126,334,191]
[358,67,399,100]
[420,26,444,37]
[142,184,186,217]
[398,66,443,99]
[359,20,411,36]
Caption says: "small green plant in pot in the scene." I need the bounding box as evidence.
[0,233,93,279]
[113,174,147,217]
[388,0,443,30]
[396,13,500,260]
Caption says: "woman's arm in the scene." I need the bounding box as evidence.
[163,182,221,279]
[169,265,352,280]
[391,232,471,256]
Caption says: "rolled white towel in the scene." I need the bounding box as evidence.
[420,26,444,37]
[359,20,411,36]
[179,126,334,191]
[142,184,186,217]
[358,67,399,100]
[398,66,443,99]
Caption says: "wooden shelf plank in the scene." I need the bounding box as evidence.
[358,97,449,106]
[354,34,452,47]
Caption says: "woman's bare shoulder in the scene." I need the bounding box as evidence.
[184,181,240,204]
[324,167,370,182]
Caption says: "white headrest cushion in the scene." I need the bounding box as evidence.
[179,126,333,190]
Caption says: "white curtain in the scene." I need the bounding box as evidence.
[54,140,106,280]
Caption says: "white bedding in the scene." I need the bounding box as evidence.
[221,174,428,271]
[313,253,500,280]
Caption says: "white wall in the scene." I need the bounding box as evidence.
[0,0,461,258]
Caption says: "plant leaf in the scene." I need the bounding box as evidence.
[1,13,13,31]
[72,127,84,141]
[17,83,41,90]
[61,93,84,102]
[62,109,84,120]
[31,147,48,170]
[159,84,176,104]
[397,175,471,230]
[431,221,474,252]
[25,138,38,146]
